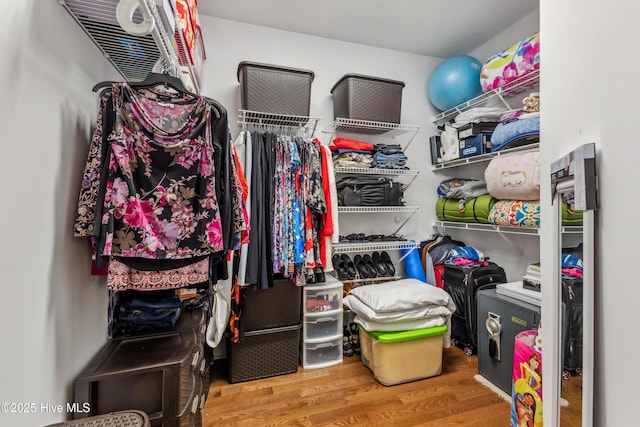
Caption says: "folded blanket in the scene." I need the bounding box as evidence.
[488,199,541,227]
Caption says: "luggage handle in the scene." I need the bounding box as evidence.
[472,273,505,287]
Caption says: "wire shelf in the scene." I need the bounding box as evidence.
[431,69,540,126]
[333,240,418,253]
[433,221,584,236]
[336,274,402,285]
[60,0,199,92]
[432,142,540,170]
[323,118,422,138]
[334,166,421,176]
[337,206,420,214]
[238,109,321,137]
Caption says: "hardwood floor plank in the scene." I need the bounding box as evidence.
[203,345,581,426]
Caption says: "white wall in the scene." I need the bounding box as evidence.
[197,16,544,278]
[541,1,640,425]
[0,2,117,426]
[198,16,445,257]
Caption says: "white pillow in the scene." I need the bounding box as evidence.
[354,315,445,332]
[347,278,456,313]
[343,294,454,322]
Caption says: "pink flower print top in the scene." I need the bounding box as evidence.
[100,83,224,259]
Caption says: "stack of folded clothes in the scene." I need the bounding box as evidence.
[330,137,374,169]
[111,290,183,336]
[372,143,408,170]
[343,278,457,347]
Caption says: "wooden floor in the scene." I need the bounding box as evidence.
[202,346,582,426]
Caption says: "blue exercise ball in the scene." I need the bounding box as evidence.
[428,55,483,111]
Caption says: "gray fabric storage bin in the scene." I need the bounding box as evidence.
[237,61,315,116]
[331,74,405,123]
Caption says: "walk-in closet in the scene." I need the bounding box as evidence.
[1,1,636,426]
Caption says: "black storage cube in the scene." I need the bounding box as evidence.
[331,73,405,123]
[237,61,315,116]
[243,279,302,331]
[227,324,301,383]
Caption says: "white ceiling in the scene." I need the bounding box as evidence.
[197,0,539,58]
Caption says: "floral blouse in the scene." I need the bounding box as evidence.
[75,83,246,259]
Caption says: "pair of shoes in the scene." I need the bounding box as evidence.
[348,322,361,355]
[354,254,377,279]
[343,325,354,357]
[332,254,356,280]
[372,251,396,277]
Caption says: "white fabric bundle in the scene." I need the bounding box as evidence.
[343,279,457,347]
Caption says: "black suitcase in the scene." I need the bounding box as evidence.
[561,275,583,377]
[444,261,507,355]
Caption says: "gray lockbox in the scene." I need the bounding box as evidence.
[477,289,542,395]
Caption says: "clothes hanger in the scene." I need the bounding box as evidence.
[92,72,193,95]
[92,72,228,119]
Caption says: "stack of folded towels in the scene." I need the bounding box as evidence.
[343,278,457,347]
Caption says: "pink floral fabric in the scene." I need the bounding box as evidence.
[99,83,223,259]
[107,257,209,291]
[480,33,540,93]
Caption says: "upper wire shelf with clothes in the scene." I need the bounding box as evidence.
[59,0,200,93]
[238,109,322,138]
[334,167,420,176]
[323,118,423,152]
[334,166,421,190]
[431,68,540,126]
[432,142,540,171]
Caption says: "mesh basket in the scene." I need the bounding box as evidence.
[331,74,405,124]
[227,324,301,383]
[237,61,315,116]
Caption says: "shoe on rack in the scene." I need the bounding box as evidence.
[349,322,361,355]
[370,252,388,277]
[343,325,354,357]
[353,255,370,279]
[332,254,349,281]
[340,254,357,280]
[380,251,396,277]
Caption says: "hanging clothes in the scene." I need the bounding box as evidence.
[74,81,248,338]
[74,83,247,264]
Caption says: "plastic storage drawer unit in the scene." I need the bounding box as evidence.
[331,73,405,123]
[301,278,343,369]
[359,325,447,386]
[303,339,342,368]
[237,61,315,116]
[304,312,341,341]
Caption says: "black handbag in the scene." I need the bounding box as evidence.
[336,176,405,206]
